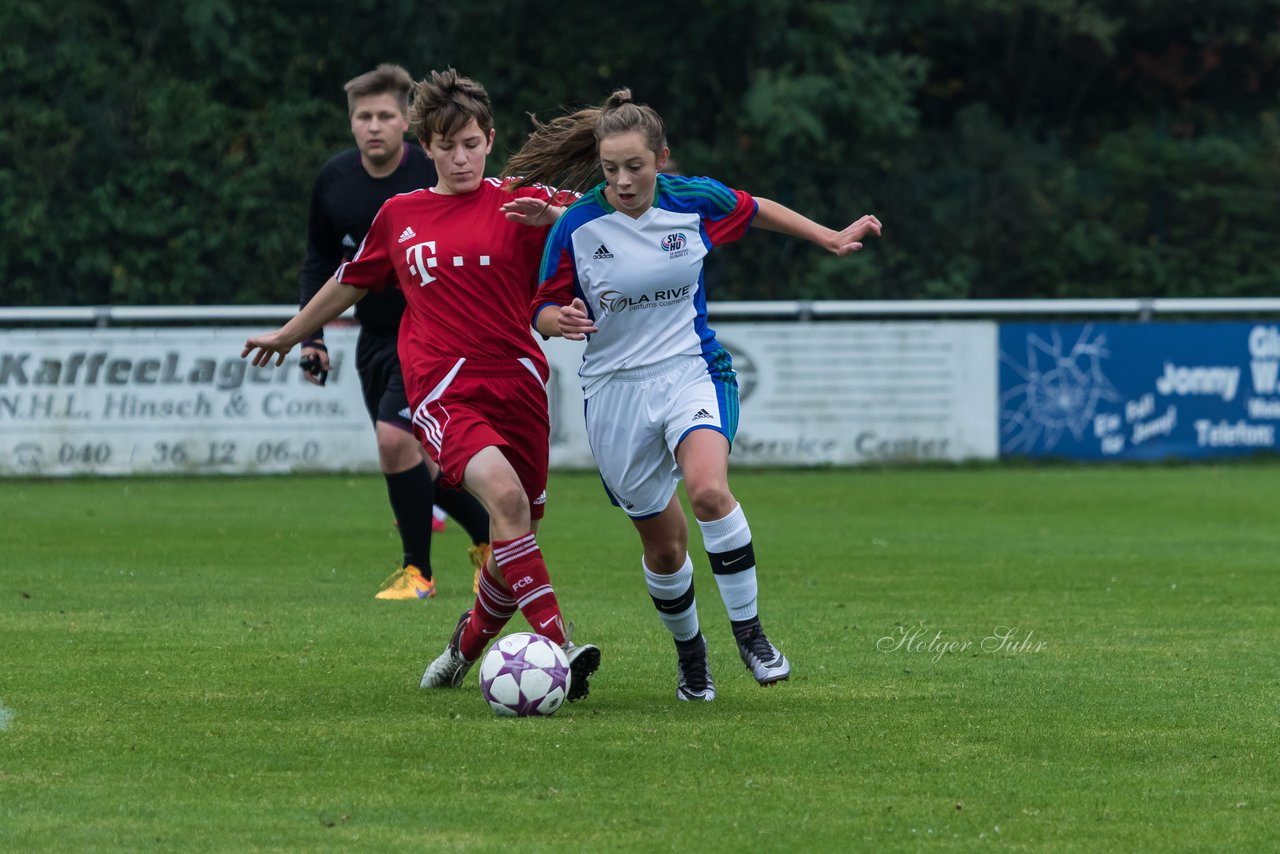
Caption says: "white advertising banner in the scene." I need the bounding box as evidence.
[0,327,376,476]
[545,321,999,467]
[1,322,999,476]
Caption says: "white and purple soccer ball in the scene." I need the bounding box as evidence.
[478,632,571,717]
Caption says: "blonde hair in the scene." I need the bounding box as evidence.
[503,89,666,190]
[343,64,413,116]
[408,69,493,146]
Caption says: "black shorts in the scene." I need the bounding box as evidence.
[355,330,413,430]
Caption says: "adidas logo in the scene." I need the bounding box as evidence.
[398,226,417,244]
[341,234,357,249]
[692,408,713,421]
[592,244,614,260]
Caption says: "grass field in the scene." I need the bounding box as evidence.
[2,466,1277,851]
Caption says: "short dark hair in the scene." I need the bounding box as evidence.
[343,64,413,116]
[408,69,493,146]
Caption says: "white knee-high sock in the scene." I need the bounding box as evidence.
[643,554,700,642]
[699,503,758,622]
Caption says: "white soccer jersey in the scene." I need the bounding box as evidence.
[534,174,757,397]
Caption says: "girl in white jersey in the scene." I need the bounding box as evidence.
[508,90,881,701]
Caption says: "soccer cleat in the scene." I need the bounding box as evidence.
[469,543,492,595]
[561,621,601,702]
[675,634,716,702]
[420,610,476,688]
[375,565,436,600]
[736,626,790,685]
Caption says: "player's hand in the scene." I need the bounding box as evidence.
[501,197,564,226]
[557,298,597,341]
[828,214,882,257]
[241,330,293,367]
[299,344,331,386]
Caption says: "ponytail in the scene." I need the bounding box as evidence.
[503,104,605,191]
[503,88,667,191]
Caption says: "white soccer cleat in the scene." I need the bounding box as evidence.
[736,626,790,685]
[420,610,476,689]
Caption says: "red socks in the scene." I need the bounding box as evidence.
[494,533,565,645]
[458,532,565,659]
[459,567,517,661]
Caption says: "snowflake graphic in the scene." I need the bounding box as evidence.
[1000,325,1124,452]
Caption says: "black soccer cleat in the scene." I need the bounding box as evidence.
[675,633,716,702]
[562,622,600,702]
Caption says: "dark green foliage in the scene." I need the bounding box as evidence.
[3,0,1278,306]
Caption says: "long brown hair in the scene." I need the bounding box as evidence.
[503,89,666,191]
[408,69,493,147]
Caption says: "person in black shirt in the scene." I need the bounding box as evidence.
[298,64,491,599]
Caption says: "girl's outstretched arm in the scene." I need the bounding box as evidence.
[754,198,881,257]
[242,277,366,366]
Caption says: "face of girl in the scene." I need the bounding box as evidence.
[599,131,668,218]
[426,118,494,195]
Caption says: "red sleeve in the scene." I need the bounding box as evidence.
[550,188,581,207]
[505,180,581,209]
[512,183,580,291]
[531,245,579,329]
[335,202,397,291]
[703,189,757,247]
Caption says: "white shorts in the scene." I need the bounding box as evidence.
[584,351,738,519]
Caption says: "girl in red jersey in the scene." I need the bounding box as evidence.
[242,69,600,701]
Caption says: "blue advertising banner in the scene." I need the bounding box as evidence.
[999,322,1280,460]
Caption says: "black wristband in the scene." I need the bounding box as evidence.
[302,339,328,351]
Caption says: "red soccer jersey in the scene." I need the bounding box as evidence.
[336,178,568,404]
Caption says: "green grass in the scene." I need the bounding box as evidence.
[2,466,1277,851]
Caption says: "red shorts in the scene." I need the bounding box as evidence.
[409,358,550,520]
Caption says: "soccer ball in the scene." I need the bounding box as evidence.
[478,632,571,717]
